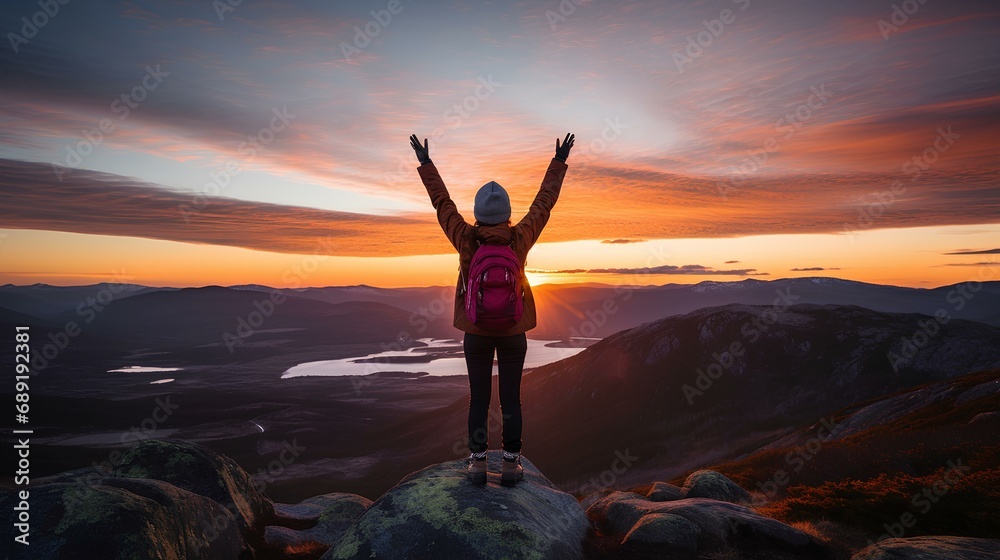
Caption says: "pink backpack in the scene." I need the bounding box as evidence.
[464,240,524,332]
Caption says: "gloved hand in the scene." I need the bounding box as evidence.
[554,133,575,162]
[409,134,431,165]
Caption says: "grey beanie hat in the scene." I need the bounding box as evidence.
[473,181,511,225]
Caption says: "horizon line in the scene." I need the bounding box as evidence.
[2,275,992,292]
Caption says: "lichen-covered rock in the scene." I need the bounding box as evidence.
[323,451,589,560]
[33,464,112,485]
[111,438,275,545]
[621,512,701,552]
[646,481,685,502]
[851,536,1000,559]
[265,493,373,559]
[681,469,752,505]
[587,492,812,554]
[0,477,243,559]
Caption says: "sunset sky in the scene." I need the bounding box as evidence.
[1,0,998,288]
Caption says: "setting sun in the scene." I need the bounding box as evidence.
[525,270,548,287]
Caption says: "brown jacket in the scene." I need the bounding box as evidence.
[418,158,568,336]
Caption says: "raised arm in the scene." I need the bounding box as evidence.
[411,134,470,251]
[515,133,574,248]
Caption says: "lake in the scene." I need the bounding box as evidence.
[281,337,596,378]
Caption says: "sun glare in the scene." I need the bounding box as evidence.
[525,271,548,286]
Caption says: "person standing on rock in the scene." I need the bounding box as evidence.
[410,132,574,486]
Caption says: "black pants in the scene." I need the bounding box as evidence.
[463,332,527,454]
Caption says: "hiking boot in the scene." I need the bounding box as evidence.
[500,450,523,487]
[467,451,487,485]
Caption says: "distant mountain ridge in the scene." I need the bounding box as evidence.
[4,278,998,341]
[0,285,459,367]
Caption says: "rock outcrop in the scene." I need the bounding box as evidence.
[264,493,373,559]
[323,451,589,560]
[645,481,684,502]
[680,469,752,504]
[586,471,818,558]
[2,438,373,560]
[13,439,995,560]
[2,476,243,559]
[111,438,275,554]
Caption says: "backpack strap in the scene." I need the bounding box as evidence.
[458,262,466,296]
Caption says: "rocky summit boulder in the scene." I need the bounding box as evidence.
[620,511,702,552]
[851,536,1000,559]
[645,481,685,502]
[323,451,589,560]
[0,477,243,559]
[265,493,374,559]
[587,490,815,556]
[111,438,275,542]
[681,469,752,505]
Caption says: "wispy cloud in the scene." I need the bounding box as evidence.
[0,159,445,257]
[3,155,999,258]
[944,248,1000,255]
[527,264,768,276]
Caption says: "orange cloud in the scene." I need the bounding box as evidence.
[3,157,998,259]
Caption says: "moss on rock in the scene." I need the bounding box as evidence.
[323,451,587,560]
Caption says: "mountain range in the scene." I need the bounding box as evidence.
[1,278,997,508]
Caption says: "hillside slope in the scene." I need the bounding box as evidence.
[379,304,1000,492]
